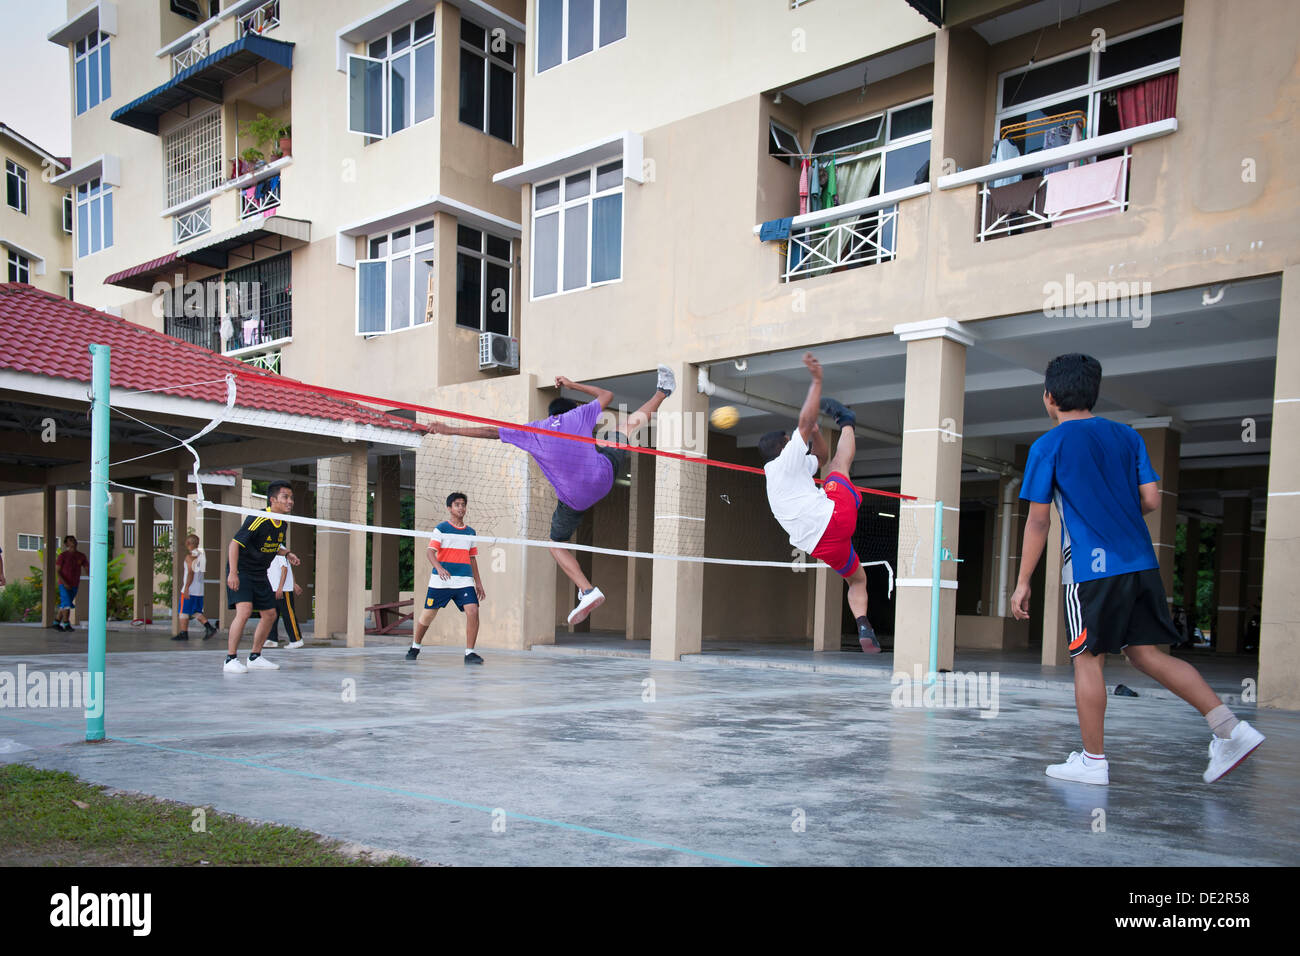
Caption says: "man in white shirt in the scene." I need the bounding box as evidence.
[173,535,218,641]
[264,553,305,649]
[760,353,879,653]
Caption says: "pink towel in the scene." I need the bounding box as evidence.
[798,159,810,216]
[1043,156,1126,222]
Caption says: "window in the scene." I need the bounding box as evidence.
[170,0,218,21]
[769,121,801,168]
[995,18,1181,154]
[153,522,173,549]
[460,18,516,143]
[63,193,73,233]
[66,273,74,300]
[164,109,223,210]
[74,31,112,115]
[537,0,626,73]
[456,226,512,334]
[357,220,435,334]
[17,534,42,552]
[122,521,136,549]
[75,178,114,257]
[7,252,29,283]
[225,253,292,351]
[532,160,622,298]
[5,160,27,214]
[348,14,436,139]
[809,97,933,199]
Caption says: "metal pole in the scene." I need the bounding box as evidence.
[928,499,943,685]
[87,344,109,742]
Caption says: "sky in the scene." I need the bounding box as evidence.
[2,0,73,157]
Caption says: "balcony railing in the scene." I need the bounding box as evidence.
[239,0,280,36]
[754,183,929,283]
[174,204,212,243]
[164,312,221,351]
[172,33,210,75]
[239,173,280,219]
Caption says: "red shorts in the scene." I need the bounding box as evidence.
[810,473,861,578]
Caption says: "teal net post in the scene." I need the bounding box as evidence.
[86,344,109,742]
[927,499,943,686]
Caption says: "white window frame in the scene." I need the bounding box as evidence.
[768,119,802,167]
[355,220,436,336]
[17,533,42,552]
[74,30,112,115]
[7,251,30,283]
[459,17,517,145]
[536,0,627,74]
[809,96,934,203]
[63,193,73,233]
[75,178,114,258]
[530,159,624,300]
[347,15,436,140]
[121,520,136,549]
[5,160,28,214]
[994,17,1182,149]
[455,226,513,334]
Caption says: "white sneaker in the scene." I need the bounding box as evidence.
[656,364,675,396]
[1203,720,1265,782]
[223,657,248,674]
[1045,751,1109,786]
[247,655,280,670]
[567,586,605,624]
[286,640,304,649]
[262,640,279,648]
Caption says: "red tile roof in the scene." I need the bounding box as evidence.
[0,283,421,434]
[103,253,180,291]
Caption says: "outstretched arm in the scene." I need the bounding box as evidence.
[1010,501,1052,620]
[797,352,823,448]
[433,422,500,439]
[557,376,614,410]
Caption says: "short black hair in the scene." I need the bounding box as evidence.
[1044,353,1102,411]
[446,491,467,507]
[267,480,293,499]
[758,430,789,463]
[548,397,579,417]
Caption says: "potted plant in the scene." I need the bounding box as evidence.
[239,146,265,173]
[239,112,285,163]
[276,122,291,158]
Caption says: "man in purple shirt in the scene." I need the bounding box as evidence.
[434,366,674,624]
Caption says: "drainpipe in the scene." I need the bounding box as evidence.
[697,365,1019,476]
[996,476,1023,618]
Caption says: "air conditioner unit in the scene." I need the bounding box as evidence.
[479,332,519,370]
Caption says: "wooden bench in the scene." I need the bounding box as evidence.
[365,598,414,635]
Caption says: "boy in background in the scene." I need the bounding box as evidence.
[1012,354,1263,784]
[54,536,89,633]
[173,534,218,640]
[264,553,304,649]
[406,492,485,665]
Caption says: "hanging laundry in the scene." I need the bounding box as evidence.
[1042,124,1074,175]
[1042,155,1126,223]
[759,217,794,241]
[798,159,810,216]
[990,137,1022,188]
[823,158,838,209]
[809,158,821,203]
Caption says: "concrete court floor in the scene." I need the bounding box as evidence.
[2,632,1297,867]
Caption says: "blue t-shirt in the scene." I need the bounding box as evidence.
[1020,417,1159,584]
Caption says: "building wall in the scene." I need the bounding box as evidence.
[1,133,73,298]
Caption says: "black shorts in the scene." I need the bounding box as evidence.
[228,563,277,612]
[549,432,628,542]
[424,585,478,612]
[1064,568,1179,658]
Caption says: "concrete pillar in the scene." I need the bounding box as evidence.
[133,494,155,622]
[371,454,402,607]
[1182,517,1201,625]
[519,376,558,647]
[650,360,708,661]
[218,481,244,630]
[1215,492,1250,654]
[202,488,223,628]
[172,468,187,633]
[1135,420,1182,614]
[625,449,654,640]
[314,455,353,642]
[892,319,970,676]
[289,476,316,624]
[41,485,56,627]
[347,445,369,646]
[1041,504,1069,665]
[931,27,991,184]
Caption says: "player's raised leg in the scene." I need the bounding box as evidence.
[624,364,676,438]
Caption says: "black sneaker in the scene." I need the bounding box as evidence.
[60,622,73,633]
[405,647,420,661]
[48,621,62,630]
[171,632,189,641]
[203,622,218,639]
[820,397,856,429]
[464,652,484,665]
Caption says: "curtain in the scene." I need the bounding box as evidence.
[1117,73,1178,129]
[816,155,881,272]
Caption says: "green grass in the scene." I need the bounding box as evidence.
[0,764,419,866]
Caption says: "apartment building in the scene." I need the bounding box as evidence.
[28,0,1298,707]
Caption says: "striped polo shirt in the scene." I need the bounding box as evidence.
[428,521,478,589]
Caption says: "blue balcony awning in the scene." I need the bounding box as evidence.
[111,35,294,134]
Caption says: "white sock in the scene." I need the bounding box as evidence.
[1082,750,1107,766]
[464,647,473,656]
[411,642,421,649]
